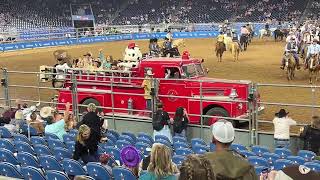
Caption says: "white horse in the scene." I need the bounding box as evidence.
[224,35,233,51]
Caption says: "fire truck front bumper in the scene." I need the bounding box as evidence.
[236,105,265,120]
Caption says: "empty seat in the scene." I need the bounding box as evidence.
[304,162,320,172]
[251,145,270,156]
[0,162,23,178]
[62,158,87,176]
[107,130,120,140]
[106,134,117,144]
[122,132,136,142]
[155,135,171,144]
[254,166,269,176]
[173,142,189,150]
[31,136,46,146]
[34,144,52,156]
[175,148,193,156]
[48,138,65,150]
[53,147,72,161]
[13,134,31,144]
[287,156,305,165]
[39,155,63,171]
[231,143,247,152]
[138,132,154,144]
[113,166,136,180]
[155,139,172,149]
[118,135,134,145]
[136,138,153,147]
[298,150,316,161]
[0,139,15,153]
[274,159,295,170]
[68,129,78,137]
[135,142,151,156]
[17,152,41,168]
[21,166,46,180]
[45,132,60,140]
[116,140,131,150]
[63,134,75,143]
[248,156,269,167]
[21,124,38,136]
[0,127,13,138]
[0,148,19,165]
[239,150,256,158]
[46,170,70,180]
[65,141,76,154]
[173,136,187,144]
[192,144,209,154]
[172,155,187,166]
[191,138,207,147]
[262,152,280,166]
[15,141,35,155]
[87,162,113,180]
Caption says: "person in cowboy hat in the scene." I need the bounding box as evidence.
[305,38,320,69]
[273,109,296,149]
[120,145,141,177]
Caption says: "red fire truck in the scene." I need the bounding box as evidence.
[54,55,263,125]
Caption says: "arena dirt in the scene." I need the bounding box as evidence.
[0,38,319,133]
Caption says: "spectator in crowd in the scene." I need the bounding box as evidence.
[27,111,44,135]
[139,143,178,180]
[172,107,189,137]
[0,106,14,124]
[300,116,320,155]
[78,103,103,140]
[205,119,258,180]
[272,109,296,149]
[141,69,154,116]
[179,154,215,180]
[73,124,100,164]
[65,114,77,131]
[44,102,71,141]
[153,102,172,143]
[120,145,141,177]
[99,153,113,174]
[140,146,152,171]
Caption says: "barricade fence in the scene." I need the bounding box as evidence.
[2,67,319,148]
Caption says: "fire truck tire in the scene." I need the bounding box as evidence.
[203,107,231,126]
[80,98,101,113]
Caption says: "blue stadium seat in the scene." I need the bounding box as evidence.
[116,140,131,150]
[192,144,209,154]
[45,132,60,140]
[155,139,172,149]
[239,150,256,158]
[231,143,247,152]
[69,129,78,137]
[106,134,118,144]
[274,159,295,170]
[63,134,75,143]
[173,136,187,144]
[248,156,269,167]
[191,138,207,147]
[172,155,186,166]
[210,143,216,152]
[112,167,136,180]
[155,135,171,144]
[21,166,46,180]
[46,170,70,180]
[105,147,121,165]
[118,135,134,145]
[175,148,193,156]
[0,127,13,138]
[21,124,38,136]
[87,162,113,180]
[30,136,46,146]
[262,153,280,166]
[39,155,63,171]
[251,145,270,156]
[17,152,41,168]
[312,160,320,164]
[53,147,72,161]
[122,132,137,142]
[254,166,269,176]
[138,132,154,144]
[34,144,52,156]
[135,142,151,156]
[48,138,65,150]
[173,142,189,150]
[304,162,320,172]
[0,148,19,165]
[287,156,305,165]
[13,134,31,144]
[136,138,153,147]
[298,150,316,161]
[274,148,292,159]
[0,139,15,153]
[62,158,87,176]
[15,141,35,155]
[107,130,120,140]
[65,141,76,154]
[100,140,115,149]
[0,162,23,178]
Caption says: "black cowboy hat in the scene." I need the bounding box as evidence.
[275,109,289,118]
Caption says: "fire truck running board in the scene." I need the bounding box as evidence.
[103,112,152,122]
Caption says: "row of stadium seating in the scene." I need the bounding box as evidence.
[0,126,320,179]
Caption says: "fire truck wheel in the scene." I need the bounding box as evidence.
[204,107,234,126]
[80,98,101,113]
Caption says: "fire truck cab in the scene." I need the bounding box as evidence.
[55,55,261,126]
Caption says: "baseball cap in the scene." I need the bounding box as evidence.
[212,120,235,143]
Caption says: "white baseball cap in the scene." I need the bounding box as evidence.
[212,120,235,143]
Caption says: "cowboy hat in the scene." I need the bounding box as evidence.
[83,52,92,56]
[275,109,289,118]
[146,69,154,76]
[40,106,54,118]
[120,145,141,168]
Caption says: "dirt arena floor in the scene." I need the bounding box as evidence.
[0,38,319,133]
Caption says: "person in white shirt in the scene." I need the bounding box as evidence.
[273,109,296,149]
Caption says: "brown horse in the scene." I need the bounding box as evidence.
[283,53,296,80]
[215,42,225,62]
[308,54,320,84]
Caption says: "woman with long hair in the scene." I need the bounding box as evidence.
[73,124,100,164]
[139,143,178,180]
[179,154,215,180]
[173,107,189,137]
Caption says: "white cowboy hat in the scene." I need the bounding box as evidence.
[146,70,154,76]
[40,106,54,118]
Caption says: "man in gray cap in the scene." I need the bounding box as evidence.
[205,119,258,180]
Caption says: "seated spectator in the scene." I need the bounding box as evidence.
[153,103,172,143]
[179,154,215,180]
[273,109,296,149]
[139,143,178,180]
[172,107,189,137]
[73,124,100,164]
[44,102,70,141]
[204,119,257,180]
[99,153,112,173]
[300,116,320,155]
[27,112,44,135]
[120,145,141,177]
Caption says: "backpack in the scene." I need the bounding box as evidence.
[153,110,165,131]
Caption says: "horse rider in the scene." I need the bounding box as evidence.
[305,39,320,69]
[301,31,314,57]
[149,38,161,56]
[265,22,270,35]
[280,37,300,70]
[286,31,297,44]
[216,31,226,51]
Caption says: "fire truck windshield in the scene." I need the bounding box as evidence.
[182,63,204,78]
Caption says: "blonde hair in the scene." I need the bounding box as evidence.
[179,155,215,180]
[147,144,178,177]
[77,124,91,145]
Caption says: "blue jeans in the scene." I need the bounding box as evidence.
[146,99,152,111]
[274,139,290,149]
